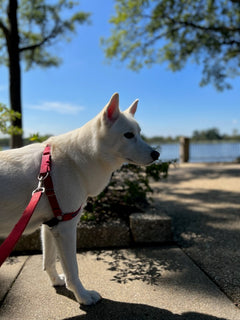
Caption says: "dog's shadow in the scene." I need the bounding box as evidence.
[56,287,229,320]
[55,285,76,301]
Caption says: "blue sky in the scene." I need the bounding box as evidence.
[0,0,240,139]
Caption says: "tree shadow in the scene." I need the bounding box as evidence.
[155,187,240,250]
[61,298,229,320]
[152,164,240,306]
[55,245,234,314]
[166,163,240,183]
[55,246,183,296]
[92,247,183,285]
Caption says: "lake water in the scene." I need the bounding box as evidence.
[2,142,240,163]
[158,142,240,162]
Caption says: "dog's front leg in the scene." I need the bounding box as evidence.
[41,225,66,286]
[52,219,101,305]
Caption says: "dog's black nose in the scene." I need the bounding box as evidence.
[151,150,160,161]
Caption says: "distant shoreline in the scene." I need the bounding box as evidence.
[2,138,240,148]
[2,141,240,163]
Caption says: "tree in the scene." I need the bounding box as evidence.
[192,128,222,141]
[0,0,90,148]
[102,0,240,91]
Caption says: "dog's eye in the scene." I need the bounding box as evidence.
[124,132,135,139]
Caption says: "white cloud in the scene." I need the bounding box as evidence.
[29,101,85,115]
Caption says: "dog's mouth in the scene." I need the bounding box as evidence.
[126,158,155,166]
[126,158,139,165]
[126,150,160,166]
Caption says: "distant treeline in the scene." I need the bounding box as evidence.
[0,135,51,147]
[144,128,240,144]
[1,128,240,147]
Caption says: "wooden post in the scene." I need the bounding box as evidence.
[180,137,190,162]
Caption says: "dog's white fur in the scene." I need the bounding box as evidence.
[0,93,159,305]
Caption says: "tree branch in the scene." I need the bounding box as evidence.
[221,39,240,47]
[19,19,61,52]
[140,12,240,34]
[165,15,240,34]
[140,12,240,48]
[19,36,50,52]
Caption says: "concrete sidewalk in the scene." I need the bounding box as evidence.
[152,163,240,306]
[1,246,240,320]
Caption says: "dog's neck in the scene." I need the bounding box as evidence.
[46,125,123,198]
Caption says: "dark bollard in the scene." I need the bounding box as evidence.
[180,136,190,162]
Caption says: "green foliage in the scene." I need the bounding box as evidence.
[0,103,22,135]
[192,128,222,141]
[0,0,90,70]
[81,161,173,224]
[28,132,51,143]
[102,0,240,90]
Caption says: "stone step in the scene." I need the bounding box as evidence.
[0,208,172,252]
[130,211,172,244]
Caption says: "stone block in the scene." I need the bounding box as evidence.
[0,210,172,253]
[77,220,131,249]
[129,211,172,243]
[11,230,41,253]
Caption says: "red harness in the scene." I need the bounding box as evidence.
[0,144,81,266]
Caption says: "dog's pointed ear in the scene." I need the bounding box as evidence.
[125,99,138,117]
[103,93,120,125]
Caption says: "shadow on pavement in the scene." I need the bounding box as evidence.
[92,247,183,285]
[55,285,77,302]
[61,298,229,320]
[152,163,240,306]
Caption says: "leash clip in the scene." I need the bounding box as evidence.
[32,173,49,195]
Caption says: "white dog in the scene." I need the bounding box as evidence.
[0,93,159,305]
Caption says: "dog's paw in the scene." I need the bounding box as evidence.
[52,274,66,287]
[79,290,102,305]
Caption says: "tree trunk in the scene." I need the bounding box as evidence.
[7,0,23,148]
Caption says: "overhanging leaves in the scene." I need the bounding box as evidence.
[103,0,240,90]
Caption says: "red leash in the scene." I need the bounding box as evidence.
[0,191,43,266]
[0,144,81,267]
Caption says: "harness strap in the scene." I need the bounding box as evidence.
[41,145,82,227]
